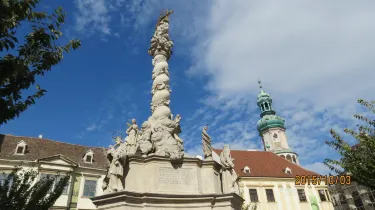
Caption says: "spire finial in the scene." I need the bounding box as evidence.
[258,79,263,90]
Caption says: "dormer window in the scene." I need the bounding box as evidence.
[84,149,94,163]
[284,167,292,174]
[243,166,251,174]
[15,140,27,155]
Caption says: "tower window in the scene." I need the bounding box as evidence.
[265,102,269,110]
[273,133,278,139]
[261,104,265,111]
[292,156,297,163]
[286,155,292,162]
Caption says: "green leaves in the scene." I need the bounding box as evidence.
[0,0,81,125]
[0,166,71,210]
[324,99,375,189]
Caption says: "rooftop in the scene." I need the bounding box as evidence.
[213,149,319,178]
[0,134,109,170]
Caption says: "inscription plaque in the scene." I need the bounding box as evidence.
[158,167,194,185]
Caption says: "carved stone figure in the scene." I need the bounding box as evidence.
[219,144,240,194]
[102,137,127,193]
[173,114,183,151]
[125,119,139,156]
[202,125,212,159]
[137,121,153,157]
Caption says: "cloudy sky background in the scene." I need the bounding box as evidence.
[1,0,375,175]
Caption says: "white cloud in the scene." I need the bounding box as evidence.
[181,0,374,171]
[75,0,111,35]
[189,0,375,109]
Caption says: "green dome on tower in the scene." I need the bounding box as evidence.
[256,80,286,134]
[257,115,285,133]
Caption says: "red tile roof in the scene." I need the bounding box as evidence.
[0,134,109,170]
[213,149,319,178]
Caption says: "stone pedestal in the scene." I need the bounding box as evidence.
[91,155,243,210]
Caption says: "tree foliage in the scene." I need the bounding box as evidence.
[0,0,81,125]
[324,99,375,189]
[0,166,71,210]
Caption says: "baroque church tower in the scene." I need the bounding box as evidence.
[256,81,299,165]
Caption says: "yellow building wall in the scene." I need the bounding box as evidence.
[240,177,335,210]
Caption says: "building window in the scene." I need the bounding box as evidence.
[318,189,327,201]
[265,189,275,202]
[15,140,27,155]
[284,167,292,174]
[324,189,331,201]
[40,174,55,193]
[352,191,364,209]
[280,155,285,159]
[84,149,94,163]
[243,166,250,174]
[83,180,97,197]
[0,173,8,185]
[0,173,13,192]
[249,189,259,202]
[297,189,307,202]
[85,155,93,163]
[40,174,69,194]
[57,176,69,194]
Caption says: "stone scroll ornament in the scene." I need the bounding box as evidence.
[102,136,127,194]
[219,144,240,194]
[135,10,184,160]
[202,125,213,159]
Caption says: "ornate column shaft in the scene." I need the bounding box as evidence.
[148,11,174,120]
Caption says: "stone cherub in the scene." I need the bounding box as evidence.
[219,144,240,194]
[102,136,127,193]
[202,125,212,159]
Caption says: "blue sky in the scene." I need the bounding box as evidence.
[1,0,375,175]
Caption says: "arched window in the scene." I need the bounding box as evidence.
[286,155,292,162]
[292,156,297,163]
[264,102,269,110]
[280,155,286,159]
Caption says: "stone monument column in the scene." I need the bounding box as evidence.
[139,10,184,160]
[148,10,174,119]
